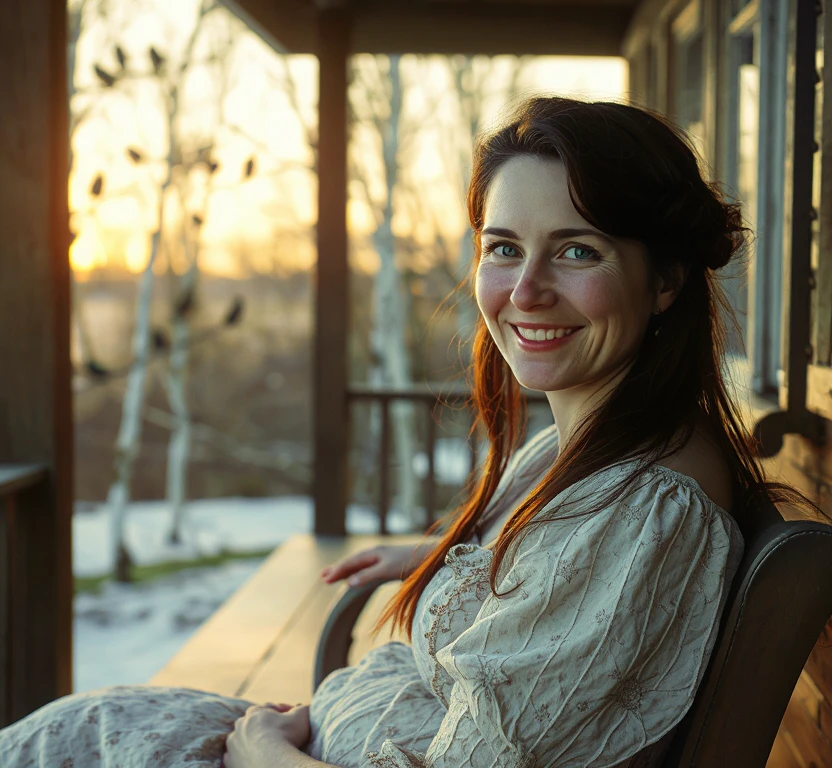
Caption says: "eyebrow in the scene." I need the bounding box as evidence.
[481,226,615,246]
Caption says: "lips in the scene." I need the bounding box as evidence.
[511,324,583,342]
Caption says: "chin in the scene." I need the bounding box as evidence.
[509,367,571,393]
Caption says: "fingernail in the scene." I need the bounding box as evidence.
[348,577,359,586]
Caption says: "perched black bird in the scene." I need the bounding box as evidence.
[175,288,195,318]
[192,213,204,227]
[244,157,255,178]
[94,65,116,87]
[115,45,127,70]
[149,47,165,74]
[224,297,244,326]
[126,147,143,163]
[207,160,219,174]
[152,328,169,351]
[86,360,110,380]
[90,174,104,197]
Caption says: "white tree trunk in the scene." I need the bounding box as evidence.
[106,218,164,581]
[165,257,197,545]
[104,2,211,580]
[369,55,422,530]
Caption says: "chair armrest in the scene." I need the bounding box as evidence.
[313,578,390,692]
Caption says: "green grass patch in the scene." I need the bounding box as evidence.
[74,547,277,595]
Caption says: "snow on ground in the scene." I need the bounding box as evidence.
[73,497,411,693]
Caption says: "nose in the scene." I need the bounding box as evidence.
[510,260,557,312]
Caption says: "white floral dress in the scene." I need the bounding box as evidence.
[0,425,744,768]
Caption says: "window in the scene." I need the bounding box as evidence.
[670,0,706,158]
[723,0,787,395]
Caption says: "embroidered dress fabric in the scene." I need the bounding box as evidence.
[310,424,745,768]
[0,425,745,768]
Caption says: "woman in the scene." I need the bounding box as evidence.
[0,95,817,768]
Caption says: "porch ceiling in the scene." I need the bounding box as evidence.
[223,0,641,56]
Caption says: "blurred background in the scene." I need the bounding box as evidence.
[68,0,627,692]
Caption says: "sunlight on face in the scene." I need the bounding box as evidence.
[475,156,655,394]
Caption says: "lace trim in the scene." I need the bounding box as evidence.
[423,547,493,705]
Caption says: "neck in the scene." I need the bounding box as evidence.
[545,362,634,449]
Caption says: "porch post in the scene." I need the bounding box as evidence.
[313,8,351,536]
[0,0,74,716]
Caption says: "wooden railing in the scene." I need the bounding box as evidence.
[0,464,51,728]
[346,384,549,534]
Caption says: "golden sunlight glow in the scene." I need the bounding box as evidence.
[70,45,626,278]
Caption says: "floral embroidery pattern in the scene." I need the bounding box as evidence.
[422,546,493,705]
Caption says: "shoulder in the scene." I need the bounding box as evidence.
[655,423,734,514]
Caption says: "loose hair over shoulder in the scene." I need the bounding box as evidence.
[371,96,820,641]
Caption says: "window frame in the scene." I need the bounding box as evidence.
[721,0,788,398]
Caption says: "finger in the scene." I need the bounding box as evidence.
[321,552,379,582]
[326,551,378,577]
[346,563,388,587]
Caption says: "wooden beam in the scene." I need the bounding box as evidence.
[228,0,634,56]
[221,0,317,53]
[351,4,633,56]
[313,9,351,536]
[0,0,73,714]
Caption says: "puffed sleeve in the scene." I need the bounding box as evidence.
[363,470,743,768]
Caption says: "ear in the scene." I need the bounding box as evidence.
[655,263,688,312]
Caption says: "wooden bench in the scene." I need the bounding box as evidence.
[148,533,417,705]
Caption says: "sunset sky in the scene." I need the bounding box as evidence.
[68,0,627,278]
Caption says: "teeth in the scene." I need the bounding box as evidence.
[516,326,577,341]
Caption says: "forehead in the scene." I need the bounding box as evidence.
[483,156,587,230]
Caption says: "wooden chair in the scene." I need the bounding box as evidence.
[313,502,832,767]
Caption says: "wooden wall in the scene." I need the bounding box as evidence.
[0,0,74,709]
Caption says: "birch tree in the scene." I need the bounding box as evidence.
[350,55,441,530]
[98,0,223,580]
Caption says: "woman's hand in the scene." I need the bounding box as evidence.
[319,540,439,588]
[223,702,310,768]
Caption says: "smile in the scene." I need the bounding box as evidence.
[511,325,581,341]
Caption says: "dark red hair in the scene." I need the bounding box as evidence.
[372,96,818,641]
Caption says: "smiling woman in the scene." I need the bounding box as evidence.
[475,156,668,403]
[0,95,822,768]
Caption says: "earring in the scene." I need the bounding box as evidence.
[654,305,662,337]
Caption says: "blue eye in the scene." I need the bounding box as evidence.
[563,245,599,261]
[493,244,519,258]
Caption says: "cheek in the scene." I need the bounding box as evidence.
[575,272,639,324]
[474,265,514,320]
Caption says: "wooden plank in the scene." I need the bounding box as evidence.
[804,640,832,707]
[350,4,631,56]
[0,0,74,712]
[9,480,59,723]
[149,534,420,697]
[0,466,49,497]
[0,498,8,726]
[780,685,832,768]
[767,725,806,768]
[240,579,336,705]
[348,581,408,666]
[241,575,408,705]
[807,365,832,421]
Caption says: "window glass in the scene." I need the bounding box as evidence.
[722,26,760,360]
[671,2,706,157]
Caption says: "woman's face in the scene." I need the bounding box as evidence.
[475,155,657,394]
